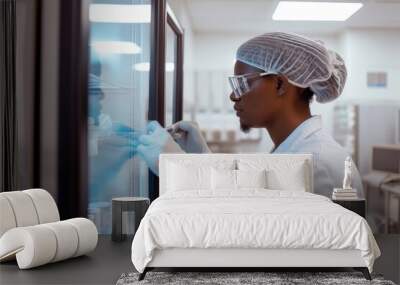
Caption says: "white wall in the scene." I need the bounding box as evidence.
[194,32,252,70]
[336,28,400,175]
[339,28,400,104]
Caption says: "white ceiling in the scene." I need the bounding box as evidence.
[183,0,400,35]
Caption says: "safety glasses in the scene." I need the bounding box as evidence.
[228,72,275,99]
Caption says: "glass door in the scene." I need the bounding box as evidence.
[164,22,177,126]
[164,5,183,126]
[87,0,152,233]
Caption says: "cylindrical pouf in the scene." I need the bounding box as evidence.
[65,218,98,257]
[0,226,57,269]
[42,221,79,262]
[23,189,60,223]
[0,196,17,237]
[0,219,98,269]
[0,191,39,227]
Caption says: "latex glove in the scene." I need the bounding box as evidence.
[169,121,211,154]
[89,116,139,157]
[136,121,184,176]
[112,122,135,138]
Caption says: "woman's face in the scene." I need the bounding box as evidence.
[230,61,283,132]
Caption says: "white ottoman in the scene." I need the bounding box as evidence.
[0,189,98,269]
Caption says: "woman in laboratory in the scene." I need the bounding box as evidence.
[135,32,364,198]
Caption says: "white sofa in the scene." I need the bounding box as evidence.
[0,189,98,269]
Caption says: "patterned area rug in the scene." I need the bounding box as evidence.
[116,271,396,285]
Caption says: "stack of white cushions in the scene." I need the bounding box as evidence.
[165,158,309,194]
[0,189,98,269]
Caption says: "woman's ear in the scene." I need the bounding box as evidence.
[276,74,288,96]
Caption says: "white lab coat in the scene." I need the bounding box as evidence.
[272,115,364,198]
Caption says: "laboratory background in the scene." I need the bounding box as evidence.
[1,0,400,283]
[91,0,400,235]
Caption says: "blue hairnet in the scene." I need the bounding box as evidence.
[236,32,347,103]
